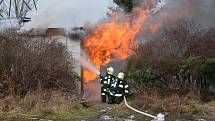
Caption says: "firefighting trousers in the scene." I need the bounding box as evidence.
[114,96,123,104]
[101,86,109,102]
[108,95,115,104]
[109,90,123,104]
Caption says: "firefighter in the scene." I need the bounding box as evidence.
[109,72,129,104]
[99,67,116,103]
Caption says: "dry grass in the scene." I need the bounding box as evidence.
[131,90,215,119]
[107,103,131,118]
[0,89,214,120]
[0,90,99,120]
[16,90,78,112]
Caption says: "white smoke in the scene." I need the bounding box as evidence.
[23,0,114,29]
[160,0,215,27]
[81,53,100,75]
[151,0,167,15]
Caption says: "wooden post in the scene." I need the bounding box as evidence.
[80,39,84,98]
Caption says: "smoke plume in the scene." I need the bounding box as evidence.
[23,0,114,29]
[163,0,215,27]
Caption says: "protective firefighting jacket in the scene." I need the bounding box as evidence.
[109,78,129,97]
[100,74,116,95]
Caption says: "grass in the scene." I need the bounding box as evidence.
[0,106,100,120]
[0,90,214,121]
[130,91,215,120]
[0,90,100,120]
[54,107,98,119]
[1,99,214,121]
[105,102,153,121]
[23,98,100,120]
[107,103,131,118]
[104,95,215,120]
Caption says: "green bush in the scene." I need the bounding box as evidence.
[178,56,215,90]
[126,68,162,89]
[126,56,215,100]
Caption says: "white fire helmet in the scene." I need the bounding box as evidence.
[118,72,125,80]
[107,67,114,75]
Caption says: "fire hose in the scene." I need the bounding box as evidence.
[124,96,165,121]
[96,72,164,120]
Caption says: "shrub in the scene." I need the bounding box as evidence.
[0,31,79,97]
[126,19,215,100]
[126,68,163,89]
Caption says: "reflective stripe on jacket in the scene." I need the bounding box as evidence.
[110,78,129,97]
[100,74,116,88]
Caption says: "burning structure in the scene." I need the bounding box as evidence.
[82,1,158,84]
[81,2,150,102]
[80,0,209,101]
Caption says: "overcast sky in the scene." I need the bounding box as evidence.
[24,0,114,29]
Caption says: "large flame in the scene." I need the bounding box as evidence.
[83,9,151,83]
[83,0,191,83]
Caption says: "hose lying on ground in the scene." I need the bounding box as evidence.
[124,96,165,121]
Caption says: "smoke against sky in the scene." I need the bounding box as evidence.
[189,0,215,27]
[22,0,215,29]
[24,0,114,29]
[164,0,215,27]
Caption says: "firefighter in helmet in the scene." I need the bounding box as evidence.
[99,67,116,103]
[109,72,129,104]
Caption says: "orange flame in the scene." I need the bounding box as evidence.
[83,9,151,83]
[83,0,191,83]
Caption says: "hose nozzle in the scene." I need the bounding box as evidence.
[152,113,165,121]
